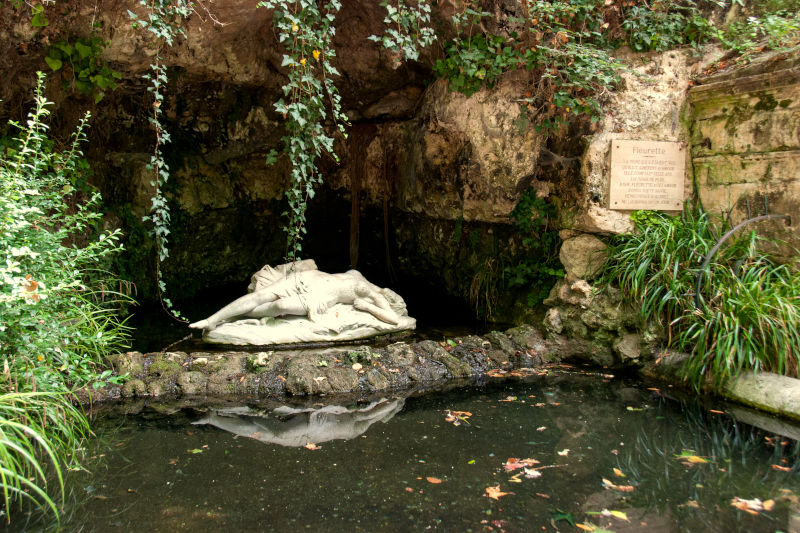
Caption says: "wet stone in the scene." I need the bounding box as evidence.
[177,371,208,395]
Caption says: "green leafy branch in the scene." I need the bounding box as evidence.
[258,0,349,262]
[368,0,436,68]
[45,36,121,103]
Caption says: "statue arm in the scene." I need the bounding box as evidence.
[353,296,401,325]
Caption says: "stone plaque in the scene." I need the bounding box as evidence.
[609,140,685,210]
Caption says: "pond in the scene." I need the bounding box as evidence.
[9,372,800,532]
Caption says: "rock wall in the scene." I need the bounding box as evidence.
[541,47,800,368]
[688,52,800,236]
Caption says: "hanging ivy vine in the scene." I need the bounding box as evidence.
[128,0,194,321]
[258,0,348,262]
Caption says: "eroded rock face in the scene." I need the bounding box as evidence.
[393,78,544,223]
[559,234,607,281]
[541,276,654,367]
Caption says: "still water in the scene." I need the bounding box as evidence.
[12,372,800,532]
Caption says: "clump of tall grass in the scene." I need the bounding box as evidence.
[0,74,132,523]
[0,391,90,523]
[600,205,799,390]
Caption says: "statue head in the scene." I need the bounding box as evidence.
[380,288,407,315]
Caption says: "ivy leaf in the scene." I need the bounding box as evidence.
[74,41,92,59]
[44,57,63,71]
[31,6,49,27]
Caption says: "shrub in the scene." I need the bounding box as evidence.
[0,74,131,393]
[0,74,132,523]
[600,206,799,389]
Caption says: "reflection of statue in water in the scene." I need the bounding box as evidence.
[190,260,416,345]
[192,398,404,447]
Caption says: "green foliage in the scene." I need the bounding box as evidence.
[0,75,130,523]
[127,0,193,46]
[622,1,718,52]
[504,190,563,307]
[721,9,800,61]
[600,206,800,390]
[0,392,89,523]
[433,8,518,96]
[433,2,624,131]
[369,0,436,67]
[1,74,132,392]
[258,0,348,262]
[45,36,121,103]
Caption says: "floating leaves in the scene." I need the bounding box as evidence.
[612,467,626,478]
[503,458,540,472]
[674,451,708,465]
[485,484,514,500]
[444,410,472,426]
[602,478,635,492]
[304,442,321,450]
[426,477,442,484]
[730,497,775,515]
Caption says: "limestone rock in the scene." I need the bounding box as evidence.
[614,333,642,363]
[559,234,608,280]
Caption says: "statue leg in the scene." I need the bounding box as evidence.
[247,295,308,318]
[189,290,282,330]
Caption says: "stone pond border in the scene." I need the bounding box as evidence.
[85,324,800,426]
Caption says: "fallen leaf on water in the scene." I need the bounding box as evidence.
[524,468,542,479]
[485,485,514,500]
[679,500,700,508]
[404,487,414,493]
[536,426,547,432]
[626,406,643,411]
[557,448,570,456]
[304,442,321,450]
[187,448,203,454]
[444,410,472,426]
[602,478,635,492]
[426,477,442,484]
[771,464,791,472]
[763,499,775,511]
[674,452,707,464]
[503,458,540,472]
[499,396,517,402]
[508,473,523,483]
[731,496,766,515]
[613,467,626,478]
[576,524,595,531]
[168,458,178,465]
[709,409,725,414]
[606,509,629,521]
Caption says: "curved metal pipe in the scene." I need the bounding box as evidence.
[693,213,791,309]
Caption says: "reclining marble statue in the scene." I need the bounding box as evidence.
[189,259,416,345]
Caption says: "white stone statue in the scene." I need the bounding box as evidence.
[189,260,416,345]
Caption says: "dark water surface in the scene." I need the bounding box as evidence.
[12,373,800,532]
